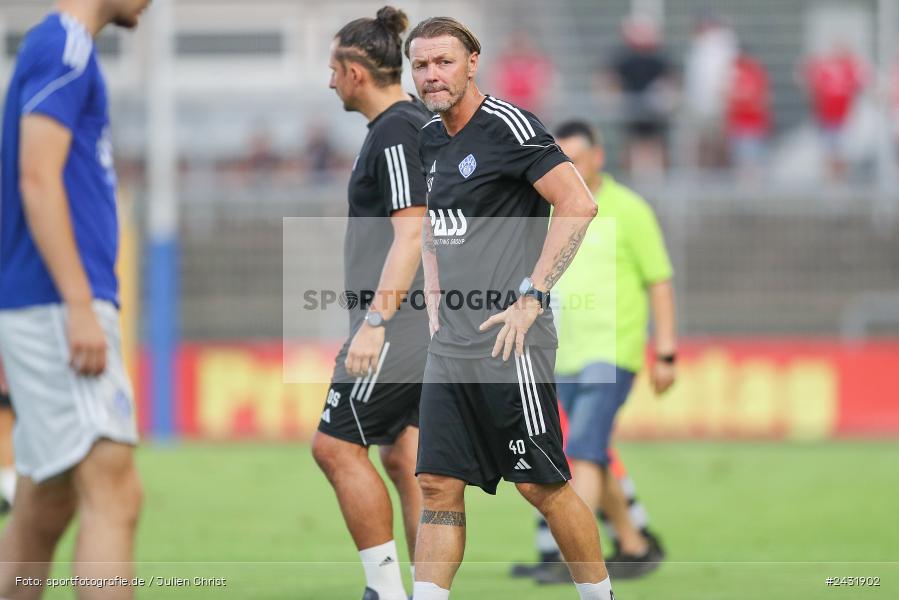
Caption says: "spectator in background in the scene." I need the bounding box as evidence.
[801,41,868,181]
[302,124,340,184]
[726,45,771,182]
[244,125,282,175]
[601,14,676,179]
[683,11,737,170]
[492,29,554,116]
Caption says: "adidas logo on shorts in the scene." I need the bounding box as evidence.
[513,458,532,471]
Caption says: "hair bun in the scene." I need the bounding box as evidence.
[376,6,409,36]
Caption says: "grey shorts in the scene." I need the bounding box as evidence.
[0,300,138,482]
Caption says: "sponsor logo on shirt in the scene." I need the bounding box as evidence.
[429,208,467,245]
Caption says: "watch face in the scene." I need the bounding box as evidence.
[366,312,383,327]
[518,277,533,295]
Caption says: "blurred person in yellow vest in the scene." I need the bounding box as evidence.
[516,120,678,584]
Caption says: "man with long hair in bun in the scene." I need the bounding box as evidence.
[310,6,431,600]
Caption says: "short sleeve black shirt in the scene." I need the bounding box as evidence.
[419,95,570,358]
[343,96,431,346]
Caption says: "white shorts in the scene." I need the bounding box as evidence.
[0,300,138,482]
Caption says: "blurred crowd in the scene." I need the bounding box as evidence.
[490,11,897,184]
[498,12,899,181]
[210,10,897,186]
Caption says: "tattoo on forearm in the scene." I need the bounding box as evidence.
[422,218,436,255]
[420,510,466,526]
[543,227,586,290]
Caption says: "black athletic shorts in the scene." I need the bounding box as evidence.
[317,341,427,447]
[417,346,571,494]
[0,392,10,409]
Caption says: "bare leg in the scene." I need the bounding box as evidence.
[379,426,422,560]
[0,407,15,503]
[517,481,607,584]
[599,469,648,555]
[72,439,142,600]
[312,432,394,549]
[570,459,603,511]
[0,474,77,600]
[414,474,466,589]
[0,408,14,470]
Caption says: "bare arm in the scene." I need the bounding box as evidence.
[421,210,440,338]
[530,162,598,292]
[479,162,596,360]
[371,206,427,321]
[19,115,106,376]
[649,279,677,356]
[344,206,426,376]
[648,279,677,395]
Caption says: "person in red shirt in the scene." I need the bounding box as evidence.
[802,43,868,180]
[726,46,771,181]
[492,29,554,115]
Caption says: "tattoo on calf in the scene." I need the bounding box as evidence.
[420,510,466,526]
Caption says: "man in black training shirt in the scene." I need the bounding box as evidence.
[405,17,615,600]
[310,8,430,600]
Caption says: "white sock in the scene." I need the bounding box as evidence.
[576,577,614,600]
[359,540,406,600]
[0,467,15,503]
[413,581,450,600]
[410,565,415,582]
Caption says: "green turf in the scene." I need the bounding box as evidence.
[2,441,897,599]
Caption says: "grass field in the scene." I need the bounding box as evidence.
[2,441,897,599]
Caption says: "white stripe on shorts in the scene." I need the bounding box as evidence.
[514,353,535,436]
[524,347,547,434]
[361,342,390,403]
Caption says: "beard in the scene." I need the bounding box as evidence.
[422,79,468,113]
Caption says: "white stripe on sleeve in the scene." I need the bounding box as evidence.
[384,146,399,210]
[395,144,411,209]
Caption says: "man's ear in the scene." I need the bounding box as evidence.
[348,61,365,86]
[468,52,480,78]
[595,146,606,173]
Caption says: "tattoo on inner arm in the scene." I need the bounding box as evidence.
[543,228,585,290]
[422,218,436,255]
[420,510,466,526]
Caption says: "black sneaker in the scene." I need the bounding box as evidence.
[509,562,541,578]
[643,529,666,559]
[534,561,573,585]
[361,587,379,600]
[606,535,664,580]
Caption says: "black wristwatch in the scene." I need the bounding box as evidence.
[657,352,677,364]
[518,277,549,307]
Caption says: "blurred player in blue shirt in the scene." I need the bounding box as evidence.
[0,1,149,597]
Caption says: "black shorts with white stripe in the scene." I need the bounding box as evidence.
[417,346,570,495]
[317,342,427,447]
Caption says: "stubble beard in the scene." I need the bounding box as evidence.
[423,79,469,114]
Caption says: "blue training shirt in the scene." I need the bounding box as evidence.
[0,13,119,309]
